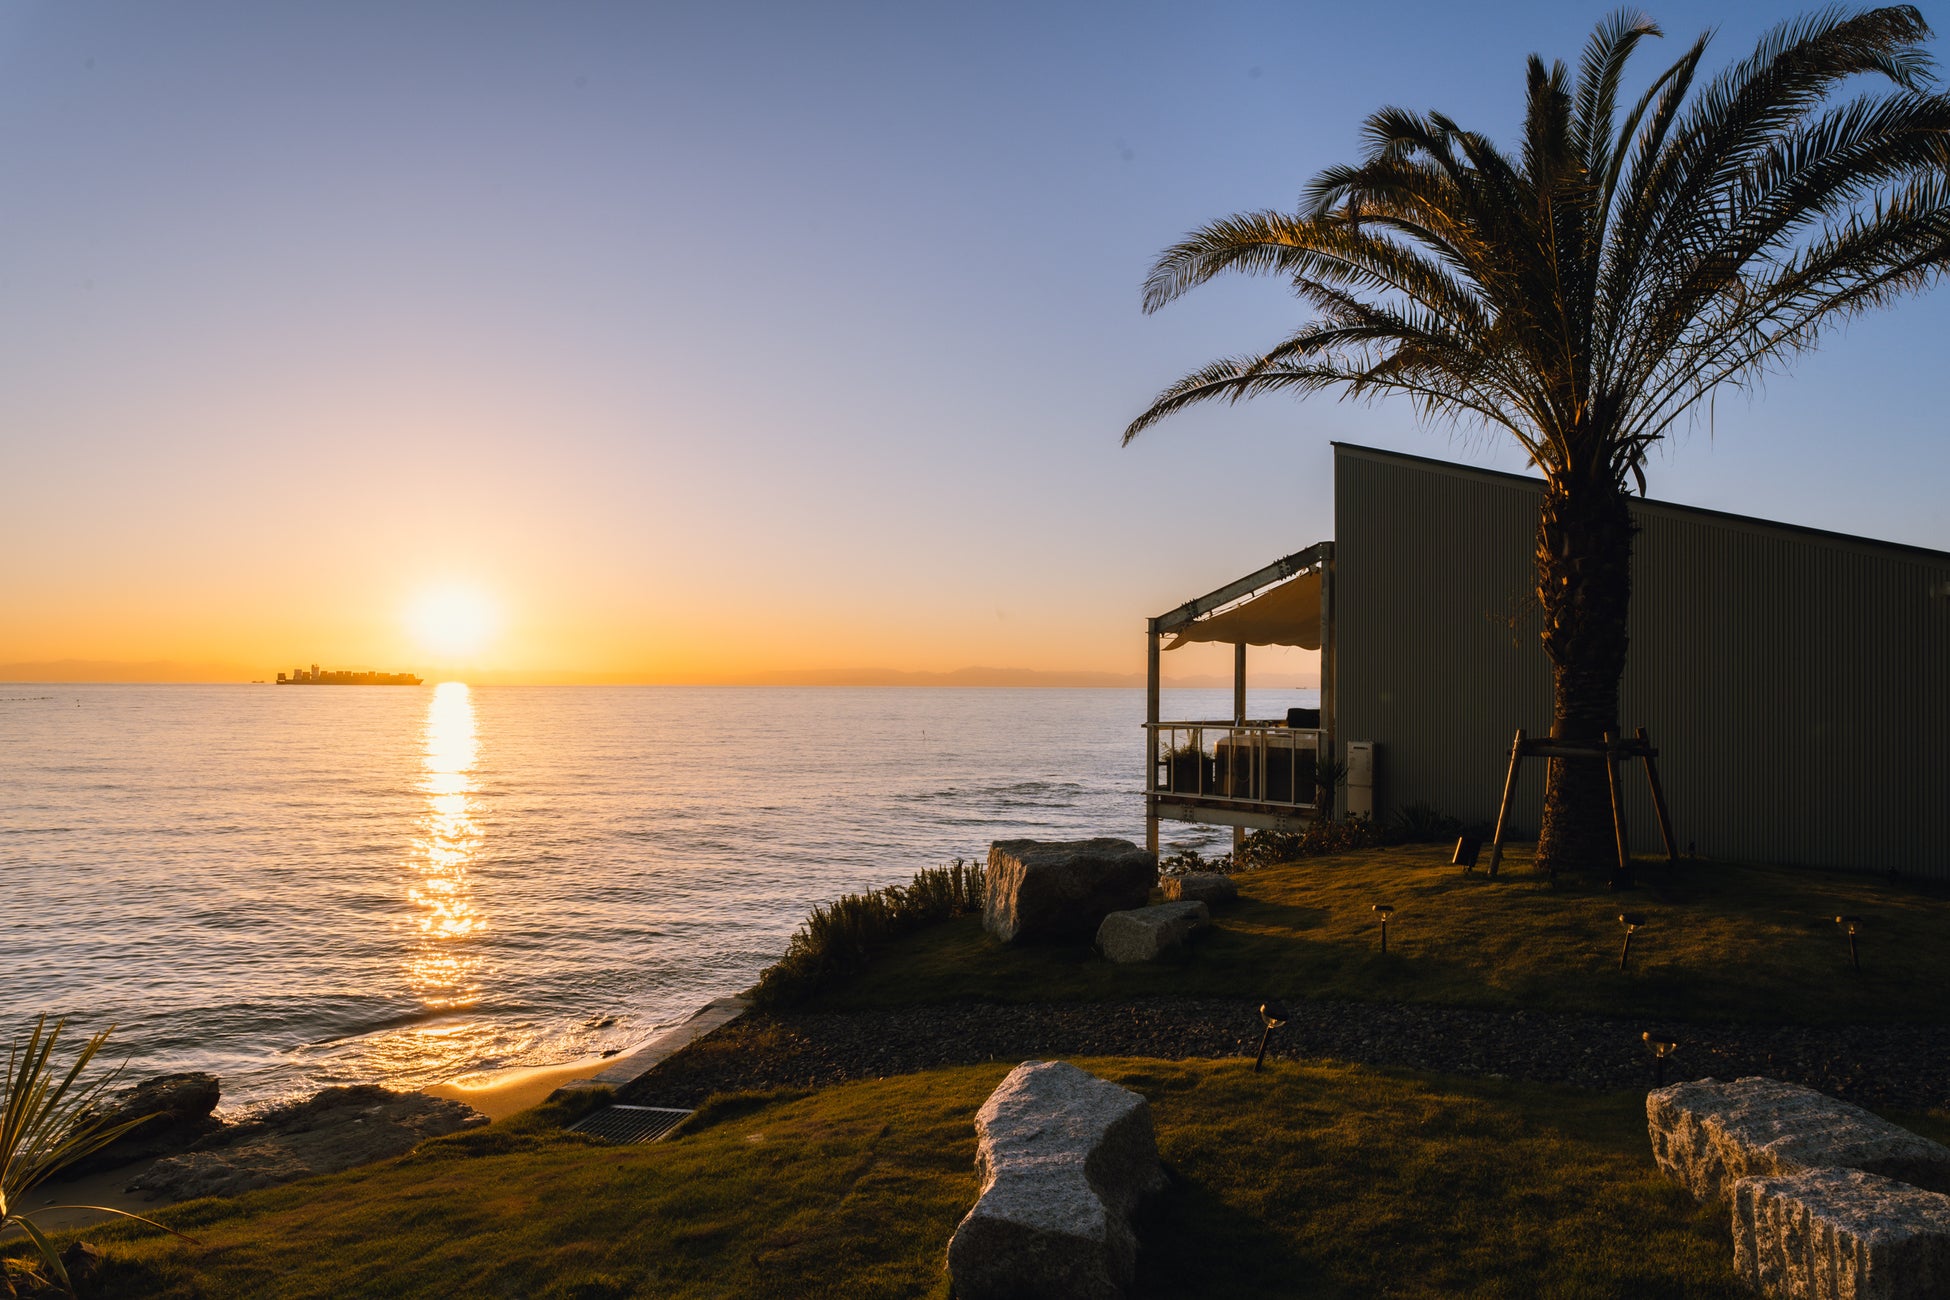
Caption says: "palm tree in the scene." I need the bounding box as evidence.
[1125,7,1950,872]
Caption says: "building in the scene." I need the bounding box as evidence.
[1145,443,1950,879]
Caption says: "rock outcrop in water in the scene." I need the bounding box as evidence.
[68,1072,224,1176]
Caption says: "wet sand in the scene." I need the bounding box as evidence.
[421,1054,619,1121]
[18,1162,172,1236]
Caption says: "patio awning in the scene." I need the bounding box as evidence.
[1165,568,1321,650]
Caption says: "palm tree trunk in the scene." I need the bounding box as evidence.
[1533,472,1635,874]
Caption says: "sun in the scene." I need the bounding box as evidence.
[407,586,501,660]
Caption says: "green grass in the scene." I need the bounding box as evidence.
[31,1060,1936,1299]
[14,847,1945,1296]
[811,846,1950,1024]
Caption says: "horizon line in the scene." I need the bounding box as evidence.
[0,659,1320,690]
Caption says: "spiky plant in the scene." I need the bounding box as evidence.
[1126,7,1950,872]
[1,1017,187,1294]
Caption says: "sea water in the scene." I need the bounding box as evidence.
[2,683,1313,1110]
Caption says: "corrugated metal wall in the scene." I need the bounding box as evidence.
[1333,444,1950,878]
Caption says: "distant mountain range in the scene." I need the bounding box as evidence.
[0,659,262,683]
[0,659,1318,689]
[735,666,1317,689]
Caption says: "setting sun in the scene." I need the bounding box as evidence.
[407,587,501,661]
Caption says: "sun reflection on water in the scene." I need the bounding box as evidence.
[408,681,485,1008]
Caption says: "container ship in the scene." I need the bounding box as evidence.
[277,664,423,686]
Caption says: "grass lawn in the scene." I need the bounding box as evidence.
[809,845,1950,1025]
[15,847,1947,1298]
[33,1059,1941,1300]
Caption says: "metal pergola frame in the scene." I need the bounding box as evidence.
[1145,540,1336,852]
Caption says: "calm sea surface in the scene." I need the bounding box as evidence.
[3,684,1313,1111]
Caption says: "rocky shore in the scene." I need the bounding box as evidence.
[616,996,1950,1114]
[52,1074,487,1210]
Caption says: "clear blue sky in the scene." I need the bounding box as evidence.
[3,1,1945,681]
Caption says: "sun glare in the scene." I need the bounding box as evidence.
[407,586,500,660]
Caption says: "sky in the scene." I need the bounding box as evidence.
[3,1,1947,685]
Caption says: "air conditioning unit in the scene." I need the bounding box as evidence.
[1345,741,1377,819]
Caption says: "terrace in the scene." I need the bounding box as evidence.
[1145,541,1335,848]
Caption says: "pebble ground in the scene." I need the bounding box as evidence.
[618,996,1950,1113]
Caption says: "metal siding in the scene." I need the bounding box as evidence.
[1333,445,1950,879]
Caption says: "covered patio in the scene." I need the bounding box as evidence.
[1145,541,1335,851]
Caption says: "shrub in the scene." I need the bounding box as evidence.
[1231,816,1387,871]
[751,860,985,1009]
[1389,803,1465,843]
[1159,847,1232,876]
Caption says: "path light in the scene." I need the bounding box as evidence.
[1836,916,1862,972]
[1372,904,1395,954]
[1254,1000,1290,1074]
[1643,1032,1679,1087]
[1618,914,1645,971]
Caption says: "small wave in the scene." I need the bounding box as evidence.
[296,1002,533,1049]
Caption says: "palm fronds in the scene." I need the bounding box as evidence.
[1127,6,1950,870]
[1127,5,1950,494]
[1,1017,193,1294]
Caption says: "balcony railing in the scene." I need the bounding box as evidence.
[1147,721,1323,811]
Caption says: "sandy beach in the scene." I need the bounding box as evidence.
[421,1055,620,1121]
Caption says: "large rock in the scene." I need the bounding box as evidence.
[127,1085,486,1200]
[984,839,1157,945]
[69,1072,224,1175]
[1095,901,1209,964]
[1648,1077,1950,1202]
[1732,1167,1950,1299]
[946,1060,1165,1300]
[1162,872,1238,906]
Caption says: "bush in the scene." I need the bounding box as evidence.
[1159,847,1232,876]
[751,860,985,1009]
[1231,817,1387,871]
[1389,803,1465,843]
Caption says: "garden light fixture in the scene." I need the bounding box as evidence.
[1254,1000,1289,1074]
[1618,914,1644,971]
[1643,1032,1679,1087]
[1836,915,1862,971]
[1371,903,1396,954]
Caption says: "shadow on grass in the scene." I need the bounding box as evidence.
[1134,1170,1317,1297]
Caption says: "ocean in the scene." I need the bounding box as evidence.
[2,683,1314,1111]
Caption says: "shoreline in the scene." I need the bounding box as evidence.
[421,993,753,1120]
[21,996,755,1236]
[420,1055,619,1122]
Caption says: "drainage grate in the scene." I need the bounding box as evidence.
[567,1104,693,1145]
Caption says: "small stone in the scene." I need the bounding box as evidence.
[1161,873,1238,906]
[1732,1167,1950,1299]
[58,1242,105,1289]
[1648,1077,1950,1202]
[984,839,1157,945]
[945,1060,1165,1299]
[1095,902,1209,964]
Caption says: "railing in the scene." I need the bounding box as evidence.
[1147,721,1323,810]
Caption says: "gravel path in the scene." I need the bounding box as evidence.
[618,997,1950,1113]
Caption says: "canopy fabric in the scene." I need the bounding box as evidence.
[1165,568,1321,650]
